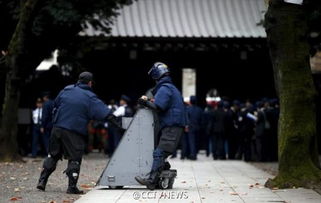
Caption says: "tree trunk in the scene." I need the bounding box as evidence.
[0,0,40,161]
[264,0,321,188]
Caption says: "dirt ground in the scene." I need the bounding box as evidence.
[0,153,107,203]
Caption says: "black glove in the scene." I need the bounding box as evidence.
[137,98,158,111]
[137,98,147,106]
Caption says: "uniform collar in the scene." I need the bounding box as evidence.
[76,82,92,91]
[152,76,172,95]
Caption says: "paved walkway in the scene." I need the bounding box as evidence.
[75,155,321,203]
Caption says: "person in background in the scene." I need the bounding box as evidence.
[255,101,266,162]
[204,103,214,157]
[40,92,54,153]
[227,100,241,159]
[186,96,203,160]
[106,99,118,156]
[209,101,228,160]
[112,95,133,149]
[31,98,44,158]
[236,102,256,161]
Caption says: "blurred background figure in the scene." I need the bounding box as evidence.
[40,92,54,153]
[208,101,228,160]
[235,101,256,161]
[226,100,241,159]
[31,98,45,157]
[110,95,134,152]
[185,96,203,160]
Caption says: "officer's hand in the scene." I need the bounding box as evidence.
[40,128,44,134]
[137,98,147,106]
[140,95,148,100]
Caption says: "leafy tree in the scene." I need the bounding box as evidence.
[0,0,133,161]
[264,0,321,189]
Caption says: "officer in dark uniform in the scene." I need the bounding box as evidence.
[209,101,228,160]
[111,94,134,151]
[40,92,54,152]
[36,72,112,194]
[135,62,186,190]
[186,96,203,160]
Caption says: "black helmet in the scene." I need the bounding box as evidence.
[148,62,169,80]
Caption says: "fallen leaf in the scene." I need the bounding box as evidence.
[181,181,186,183]
[23,177,28,181]
[255,182,260,185]
[201,197,206,199]
[229,192,238,195]
[14,188,20,192]
[9,197,22,201]
[63,200,71,203]
[80,184,93,189]
[272,187,279,190]
[48,201,56,203]
[10,177,16,180]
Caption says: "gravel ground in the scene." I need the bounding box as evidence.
[0,153,108,203]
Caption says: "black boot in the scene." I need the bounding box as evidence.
[66,174,84,194]
[36,157,57,191]
[36,169,51,191]
[135,170,159,190]
[66,161,84,194]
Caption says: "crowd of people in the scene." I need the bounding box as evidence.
[24,92,279,163]
[176,97,279,162]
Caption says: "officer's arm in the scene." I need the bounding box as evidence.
[153,86,172,111]
[137,98,159,111]
[89,95,111,121]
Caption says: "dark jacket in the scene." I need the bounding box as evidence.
[152,76,186,129]
[53,83,110,135]
[255,110,266,138]
[41,99,54,130]
[211,108,228,134]
[187,105,203,131]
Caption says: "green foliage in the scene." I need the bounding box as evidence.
[0,0,133,59]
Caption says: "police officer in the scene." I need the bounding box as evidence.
[186,96,203,160]
[40,92,54,152]
[135,62,186,190]
[36,72,112,194]
[112,94,134,150]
